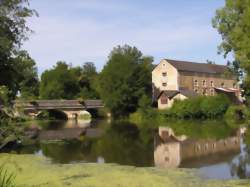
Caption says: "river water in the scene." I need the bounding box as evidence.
[2,119,250,180]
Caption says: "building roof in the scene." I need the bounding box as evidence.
[165,59,228,74]
[157,90,179,99]
[158,89,198,99]
[179,88,198,98]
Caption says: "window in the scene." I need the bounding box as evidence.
[210,81,214,87]
[194,89,198,93]
[162,72,167,77]
[202,80,207,87]
[162,63,166,67]
[194,80,198,87]
[162,83,167,87]
[221,82,224,88]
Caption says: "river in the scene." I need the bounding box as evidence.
[1,119,250,180]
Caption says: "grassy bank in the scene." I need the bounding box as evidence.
[0,154,249,187]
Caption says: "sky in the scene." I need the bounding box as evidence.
[23,0,228,74]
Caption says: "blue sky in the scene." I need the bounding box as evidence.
[23,0,228,74]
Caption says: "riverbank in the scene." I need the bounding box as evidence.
[0,154,249,187]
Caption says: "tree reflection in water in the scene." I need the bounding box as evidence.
[230,131,250,179]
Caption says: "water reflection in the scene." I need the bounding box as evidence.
[3,119,250,180]
[154,127,241,167]
[154,126,250,179]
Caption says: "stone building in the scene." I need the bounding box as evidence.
[152,59,240,109]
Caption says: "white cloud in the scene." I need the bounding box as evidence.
[23,1,223,74]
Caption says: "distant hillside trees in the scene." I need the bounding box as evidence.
[97,45,153,118]
[39,61,99,100]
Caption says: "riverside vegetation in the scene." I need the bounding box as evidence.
[1,0,250,186]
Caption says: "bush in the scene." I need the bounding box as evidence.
[165,94,231,119]
[200,95,231,118]
[224,105,247,126]
[78,112,91,120]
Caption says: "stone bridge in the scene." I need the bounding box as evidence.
[13,100,104,119]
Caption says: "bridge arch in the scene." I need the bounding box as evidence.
[36,109,68,120]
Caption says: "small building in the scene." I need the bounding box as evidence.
[152,59,241,109]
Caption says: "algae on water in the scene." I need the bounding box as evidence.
[0,154,249,187]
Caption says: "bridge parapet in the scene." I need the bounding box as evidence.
[13,99,103,110]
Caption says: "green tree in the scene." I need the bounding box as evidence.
[212,0,250,104]
[39,62,79,99]
[97,45,152,117]
[0,0,38,98]
[78,62,99,99]
[14,50,39,99]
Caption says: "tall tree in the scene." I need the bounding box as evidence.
[40,62,80,99]
[78,62,99,99]
[97,45,152,117]
[213,0,250,103]
[0,0,38,98]
[14,50,39,99]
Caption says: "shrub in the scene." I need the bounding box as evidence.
[224,105,247,126]
[78,112,91,120]
[166,94,231,119]
[201,95,231,118]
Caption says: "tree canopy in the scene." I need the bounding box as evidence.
[39,61,99,100]
[213,0,250,103]
[97,45,153,117]
[0,0,38,99]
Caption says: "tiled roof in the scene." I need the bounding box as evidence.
[165,59,228,74]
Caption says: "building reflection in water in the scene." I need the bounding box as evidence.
[154,127,241,168]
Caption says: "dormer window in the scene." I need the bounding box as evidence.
[162,72,167,77]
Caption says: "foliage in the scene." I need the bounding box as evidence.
[40,62,79,99]
[0,0,38,98]
[97,45,153,117]
[161,95,231,119]
[224,105,247,126]
[14,51,39,99]
[0,86,9,106]
[40,61,99,100]
[78,62,99,99]
[78,113,91,120]
[213,0,250,104]
[0,167,15,187]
